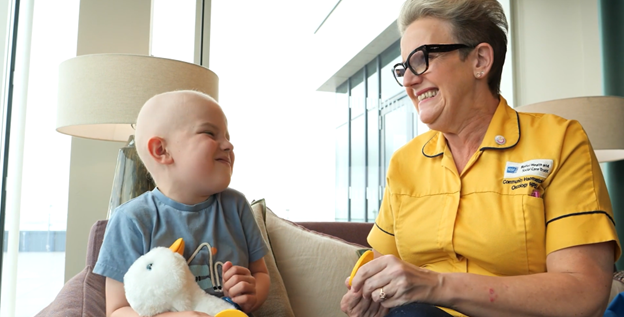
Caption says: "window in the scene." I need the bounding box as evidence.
[333,39,433,222]
[334,40,410,222]
[1,1,79,316]
[151,0,196,63]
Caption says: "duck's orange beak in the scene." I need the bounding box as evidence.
[169,238,185,256]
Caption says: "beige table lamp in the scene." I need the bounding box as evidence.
[56,53,218,217]
[516,96,624,163]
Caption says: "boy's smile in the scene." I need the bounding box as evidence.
[215,155,232,166]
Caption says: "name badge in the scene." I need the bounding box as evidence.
[504,159,553,179]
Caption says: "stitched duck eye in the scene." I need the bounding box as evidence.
[146,263,153,270]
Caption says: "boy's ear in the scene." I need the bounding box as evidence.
[147,137,173,165]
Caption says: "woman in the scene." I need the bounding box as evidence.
[341,0,621,316]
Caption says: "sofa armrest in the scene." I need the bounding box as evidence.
[35,220,108,316]
[34,266,106,317]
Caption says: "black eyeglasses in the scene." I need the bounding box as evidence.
[392,44,472,86]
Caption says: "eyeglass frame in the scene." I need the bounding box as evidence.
[392,44,473,87]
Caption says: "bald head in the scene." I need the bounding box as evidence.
[134,90,220,176]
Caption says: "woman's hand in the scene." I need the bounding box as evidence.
[341,277,389,317]
[222,261,257,313]
[350,254,444,308]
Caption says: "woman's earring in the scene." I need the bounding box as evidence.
[475,71,484,78]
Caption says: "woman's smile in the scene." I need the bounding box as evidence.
[417,89,438,102]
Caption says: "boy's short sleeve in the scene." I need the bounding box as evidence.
[240,200,269,263]
[93,209,146,282]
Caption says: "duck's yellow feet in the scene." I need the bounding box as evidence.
[215,309,248,317]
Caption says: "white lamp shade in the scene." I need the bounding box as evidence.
[57,54,219,141]
[516,96,624,163]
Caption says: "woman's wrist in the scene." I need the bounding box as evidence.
[434,272,461,309]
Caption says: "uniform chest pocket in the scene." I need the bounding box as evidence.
[453,193,547,276]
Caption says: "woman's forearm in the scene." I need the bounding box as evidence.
[436,243,614,317]
[440,270,609,317]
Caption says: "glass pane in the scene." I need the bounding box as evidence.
[0,1,11,189]
[367,107,379,222]
[335,81,349,126]
[414,110,430,137]
[0,0,12,312]
[366,59,379,109]
[383,104,410,175]
[1,0,78,316]
[380,40,403,101]
[335,123,349,221]
[151,0,196,63]
[350,115,365,222]
[366,64,379,222]
[380,39,401,69]
[350,69,365,118]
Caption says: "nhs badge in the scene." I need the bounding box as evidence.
[504,159,553,179]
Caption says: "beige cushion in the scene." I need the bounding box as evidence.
[265,206,361,317]
[249,199,295,317]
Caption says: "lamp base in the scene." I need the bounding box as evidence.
[107,135,155,218]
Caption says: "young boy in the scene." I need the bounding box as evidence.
[94,90,270,317]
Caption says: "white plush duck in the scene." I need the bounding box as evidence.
[124,238,247,317]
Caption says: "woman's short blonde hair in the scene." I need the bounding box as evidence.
[398,0,508,96]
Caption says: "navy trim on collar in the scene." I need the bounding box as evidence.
[480,111,521,152]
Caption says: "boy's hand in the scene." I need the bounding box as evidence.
[222,261,257,313]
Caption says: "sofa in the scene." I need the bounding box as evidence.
[36,199,624,317]
[35,199,374,317]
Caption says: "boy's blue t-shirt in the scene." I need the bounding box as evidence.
[93,187,268,296]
